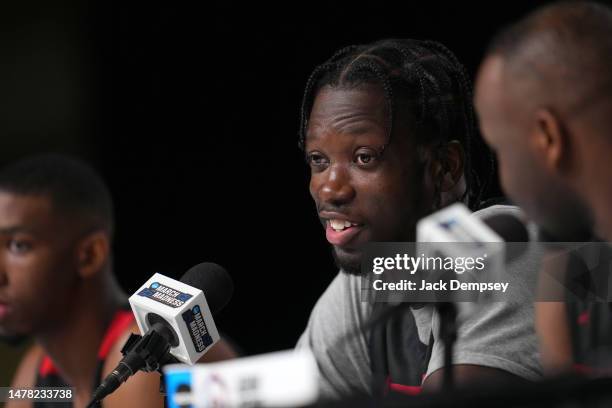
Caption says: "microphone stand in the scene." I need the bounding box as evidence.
[87,330,179,408]
[434,302,457,390]
[120,333,180,407]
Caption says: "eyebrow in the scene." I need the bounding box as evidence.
[306,122,386,142]
[340,123,385,135]
[0,226,35,235]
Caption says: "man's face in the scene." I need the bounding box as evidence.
[0,192,79,337]
[475,56,592,240]
[305,84,432,274]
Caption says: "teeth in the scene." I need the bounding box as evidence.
[330,219,356,231]
[330,220,345,231]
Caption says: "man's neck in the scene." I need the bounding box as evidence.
[37,281,126,395]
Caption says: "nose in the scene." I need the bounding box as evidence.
[314,163,356,207]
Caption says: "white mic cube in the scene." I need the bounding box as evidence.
[417,203,503,244]
[417,203,505,301]
[417,203,504,259]
[129,273,220,365]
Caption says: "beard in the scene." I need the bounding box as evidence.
[332,214,428,277]
[331,220,420,277]
[535,183,595,242]
[537,206,594,242]
[332,246,363,276]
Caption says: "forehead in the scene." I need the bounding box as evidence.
[0,191,57,230]
[310,84,387,115]
[475,56,508,115]
[306,84,389,141]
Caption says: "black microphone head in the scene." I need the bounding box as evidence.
[483,213,529,243]
[483,214,530,263]
[180,262,233,315]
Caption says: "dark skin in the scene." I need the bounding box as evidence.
[475,51,612,374]
[306,84,523,389]
[0,192,236,408]
[475,55,580,374]
[476,2,612,242]
[474,55,593,242]
[306,84,432,274]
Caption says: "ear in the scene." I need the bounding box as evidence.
[75,230,110,279]
[532,108,567,172]
[430,141,465,193]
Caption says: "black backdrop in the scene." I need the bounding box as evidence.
[0,0,549,355]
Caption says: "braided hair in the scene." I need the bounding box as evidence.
[298,39,492,210]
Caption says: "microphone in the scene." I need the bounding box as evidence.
[417,203,529,249]
[481,212,529,264]
[482,212,529,245]
[341,204,530,345]
[88,262,233,407]
[416,203,529,293]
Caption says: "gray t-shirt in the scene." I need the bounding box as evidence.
[296,205,542,400]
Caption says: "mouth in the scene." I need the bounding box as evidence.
[0,302,10,320]
[324,218,364,247]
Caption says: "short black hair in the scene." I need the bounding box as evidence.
[488,1,612,58]
[0,153,114,238]
[298,38,492,209]
[487,1,612,115]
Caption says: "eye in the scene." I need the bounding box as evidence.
[7,238,32,254]
[354,148,380,167]
[306,151,330,171]
[356,153,373,164]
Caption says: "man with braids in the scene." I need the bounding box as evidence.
[475,1,612,375]
[0,154,236,408]
[296,38,541,400]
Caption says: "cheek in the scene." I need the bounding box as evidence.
[493,141,515,185]
[308,175,321,204]
[498,148,541,207]
[497,154,519,195]
[358,172,422,231]
[6,254,45,291]
[2,259,48,330]
[11,250,73,303]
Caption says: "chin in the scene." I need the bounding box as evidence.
[537,201,594,242]
[332,246,364,275]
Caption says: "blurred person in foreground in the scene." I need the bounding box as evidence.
[475,1,612,375]
[0,154,236,408]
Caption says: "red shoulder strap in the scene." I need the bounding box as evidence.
[38,355,59,377]
[38,310,136,376]
[98,310,136,359]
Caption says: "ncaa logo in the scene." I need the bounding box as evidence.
[151,282,160,289]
